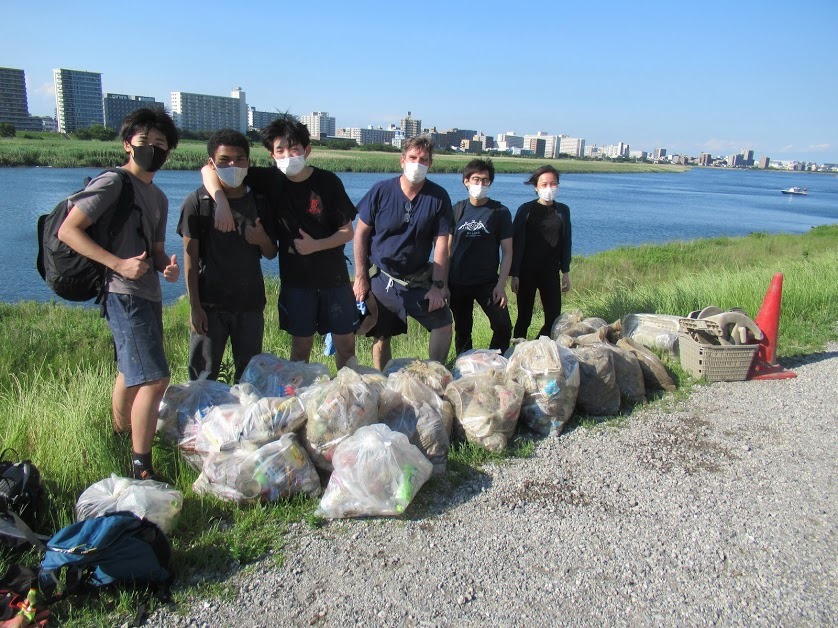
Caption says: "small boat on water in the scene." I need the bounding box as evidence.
[781,187,808,195]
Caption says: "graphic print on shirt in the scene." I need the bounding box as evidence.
[457,219,490,236]
[308,192,324,216]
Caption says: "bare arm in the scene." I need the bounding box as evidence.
[58,206,150,280]
[494,237,513,307]
[424,233,450,312]
[183,236,208,333]
[294,220,354,255]
[352,219,373,302]
[200,164,235,232]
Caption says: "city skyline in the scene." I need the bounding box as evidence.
[2,1,836,162]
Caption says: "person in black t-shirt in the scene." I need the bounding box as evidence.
[449,159,513,354]
[204,118,358,368]
[510,165,572,339]
[179,130,276,382]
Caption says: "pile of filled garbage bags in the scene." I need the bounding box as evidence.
[146,310,680,519]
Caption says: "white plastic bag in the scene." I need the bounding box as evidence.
[316,424,433,518]
[507,338,580,436]
[382,358,453,395]
[444,371,524,452]
[157,375,238,448]
[240,353,330,397]
[380,372,451,473]
[193,434,320,503]
[452,349,509,379]
[301,368,380,470]
[75,475,183,534]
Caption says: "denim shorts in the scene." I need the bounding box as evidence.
[278,283,359,337]
[104,292,170,387]
[367,273,453,337]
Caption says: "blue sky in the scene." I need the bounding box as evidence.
[4,0,837,162]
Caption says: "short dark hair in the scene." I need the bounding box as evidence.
[525,165,560,186]
[402,135,434,160]
[120,108,179,150]
[463,158,495,183]
[207,129,250,159]
[261,115,310,152]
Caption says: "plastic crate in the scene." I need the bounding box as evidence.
[678,333,759,382]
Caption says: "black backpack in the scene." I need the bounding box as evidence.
[0,450,49,552]
[36,169,138,302]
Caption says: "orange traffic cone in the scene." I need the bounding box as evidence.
[749,272,797,380]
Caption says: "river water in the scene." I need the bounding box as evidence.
[2,166,836,304]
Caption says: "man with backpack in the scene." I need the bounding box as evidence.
[178,130,277,382]
[57,108,180,481]
[448,158,513,354]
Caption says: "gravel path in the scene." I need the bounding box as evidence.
[149,346,837,627]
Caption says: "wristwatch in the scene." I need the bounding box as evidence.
[433,280,445,289]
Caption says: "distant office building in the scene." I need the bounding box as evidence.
[584,144,604,158]
[629,149,647,161]
[605,142,630,158]
[473,132,493,151]
[653,147,667,160]
[103,93,163,129]
[524,132,557,158]
[759,156,770,169]
[336,126,396,145]
[53,68,104,133]
[299,111,336,140]
[741,148,754,167]
[460,139,483,153]
[391,127,406,149]
[428,128,476,151]
[699,152,713,166]
[496,131,524,152]
[558,135,586,158]
[524,136,547,158]
[400,111,422,138]
[0,67,43,131]
[248,107,283,131]
[171,87,247,133]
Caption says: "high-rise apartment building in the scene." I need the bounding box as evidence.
[53,68,104,132]
[699,152,713,166]
[103,93,164,129]
[400,111,421,138]
[558,135,586,158]
[337,126,396,145]
[248,107,283,131]
[170,87,247,133]
[758,156,770,169]
[299,111,336,140]
[0,67,43,131]
[653,147,667,160]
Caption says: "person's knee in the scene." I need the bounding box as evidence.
[333,334,355,357]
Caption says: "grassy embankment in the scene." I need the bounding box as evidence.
[0,134,687,174]
[1,226,836,623]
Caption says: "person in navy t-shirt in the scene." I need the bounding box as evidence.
[354,136,454,370]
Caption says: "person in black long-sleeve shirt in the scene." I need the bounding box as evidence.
[510,165,572,339]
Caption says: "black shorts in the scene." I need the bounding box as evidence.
[278,283,359,337]
[366,273,452,338]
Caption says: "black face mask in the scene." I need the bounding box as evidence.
[131,144,168,172]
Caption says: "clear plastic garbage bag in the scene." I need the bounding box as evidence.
[75,474,183,534]
[240,353,330,397]
[452,349,509,379]
[316,424,433,518]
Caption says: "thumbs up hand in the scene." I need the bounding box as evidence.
[163,253,180,283]
[117,250,150,280]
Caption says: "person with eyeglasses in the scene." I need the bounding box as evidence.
[448,159,513,354]
[353,135,454,370]
[510,165,572,339]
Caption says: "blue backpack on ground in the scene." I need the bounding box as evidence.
[38,511,172,596]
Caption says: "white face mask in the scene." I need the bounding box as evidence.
[468,184,489,201]
[403,162,428,184]
[538,186,558,203]
[212,161,248,188]
[275,154,306,177]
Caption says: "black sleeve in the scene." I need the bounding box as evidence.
[324,171,357,226]
[510,203,528,277]
[177,191,205,239]
[560,204,572,273]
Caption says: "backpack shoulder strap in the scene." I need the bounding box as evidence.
[102,169,137,239]
[453,200,467,225]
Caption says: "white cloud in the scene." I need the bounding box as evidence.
[699,138,744,152]
[34,82,55,97]
[806,143,831,152]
